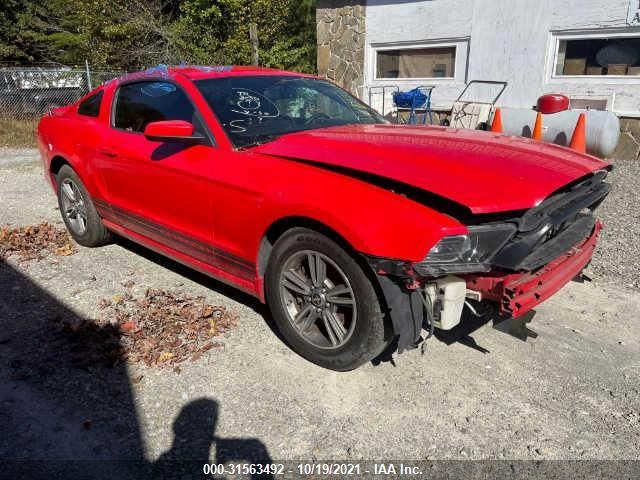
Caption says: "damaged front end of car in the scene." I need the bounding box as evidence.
[366,170,611,353]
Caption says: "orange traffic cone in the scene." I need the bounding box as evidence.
[532,112,543,140]
[490,108,503,133]
[569,113,587,153]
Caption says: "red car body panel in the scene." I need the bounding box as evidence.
[250,124,609,214]
[37,66,608,321]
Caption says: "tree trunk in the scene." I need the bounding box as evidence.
[249,23,259,66]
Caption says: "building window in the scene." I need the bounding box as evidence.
[555,37,640,76]
[376,46,456,79]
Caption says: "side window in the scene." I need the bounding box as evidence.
[77,90,104,117]
[113,81,197,133]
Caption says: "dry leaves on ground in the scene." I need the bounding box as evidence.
[58,288,237,370]
[0,223,76,261]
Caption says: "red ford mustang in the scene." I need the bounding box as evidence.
[37,65,611,370]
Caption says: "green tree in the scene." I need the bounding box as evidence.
[0,0,317,73]
[172,0,316,72]
[0,0,37,61]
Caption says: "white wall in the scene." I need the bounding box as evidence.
[364,0,640,116]
[365,0,472,110]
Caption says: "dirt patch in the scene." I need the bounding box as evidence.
[57,288,237,370]
[0,223,75,260]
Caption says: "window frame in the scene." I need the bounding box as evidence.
[369,38,469,83]
[547,28,640,85]
[77,89,104,118]
[110,78,216,146]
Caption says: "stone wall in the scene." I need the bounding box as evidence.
[316,1,366,96]
[615,118,640,161]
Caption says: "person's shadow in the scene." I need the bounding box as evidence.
[0,260,272,480]
[152,398,274,480]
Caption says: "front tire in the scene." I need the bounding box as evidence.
[265,228,389,371]
[56,165,112,247]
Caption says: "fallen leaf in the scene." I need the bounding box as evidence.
[121,321,137,331]
[0,223,76,261]
[157,351,174,363]
[63,289,238,370]
[55,243,74,256]
[208,318,217,336]
[97,299,111,309]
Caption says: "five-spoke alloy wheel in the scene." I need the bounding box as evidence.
[56,165,112,247]
[266,228,389,371]
[279,250,357,349]
[59,178,88,236]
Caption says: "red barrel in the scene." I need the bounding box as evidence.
[537,94,570,114]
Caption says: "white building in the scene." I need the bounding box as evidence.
[317,0,640,158]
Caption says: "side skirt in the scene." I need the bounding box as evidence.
[102,220,260,298]
[92,198,260,299]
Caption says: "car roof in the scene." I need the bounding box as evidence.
[76,65,322,106]
[113,65,319,84]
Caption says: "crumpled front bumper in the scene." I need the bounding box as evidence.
[465,220,602,318]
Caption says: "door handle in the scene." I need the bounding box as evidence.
[99,150,117,158]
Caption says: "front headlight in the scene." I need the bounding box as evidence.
[414,224,516,276]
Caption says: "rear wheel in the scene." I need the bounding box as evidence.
[265,228,389,371]
[56,165,112,247]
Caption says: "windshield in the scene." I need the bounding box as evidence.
[195,76,385,148]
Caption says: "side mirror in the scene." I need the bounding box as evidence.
[144,120,206,145]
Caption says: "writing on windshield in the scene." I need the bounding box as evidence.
[196,76,385,148]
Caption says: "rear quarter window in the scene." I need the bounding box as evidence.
[77,90,104,117]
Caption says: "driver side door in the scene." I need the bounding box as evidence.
[97,80,217,266]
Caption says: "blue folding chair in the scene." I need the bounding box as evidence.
[393,86,434,125]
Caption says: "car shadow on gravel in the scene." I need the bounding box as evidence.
[0,260,273,479]
[113,237,539,368]
[373,309,539,367]
[434,309,538,354]
[113,236,287,343]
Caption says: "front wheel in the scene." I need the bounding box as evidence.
[265,228,389,371]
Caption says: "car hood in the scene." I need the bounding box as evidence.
[249,124,610,214]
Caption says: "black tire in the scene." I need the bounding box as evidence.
[56,164,112,247]
[265,228,389,371]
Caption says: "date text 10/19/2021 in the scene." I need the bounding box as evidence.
[202,463,424,476]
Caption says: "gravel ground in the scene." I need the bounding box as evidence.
[0,147,41,168]
[588,159,640,290]
[1,149,639,477]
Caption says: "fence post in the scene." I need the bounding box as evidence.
[249,23,259,66]
[84,59,92,91]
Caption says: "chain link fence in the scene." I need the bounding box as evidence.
[0,64,121,147]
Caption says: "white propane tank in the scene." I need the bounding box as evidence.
[495,108,620,158]
[425,276,467,330]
